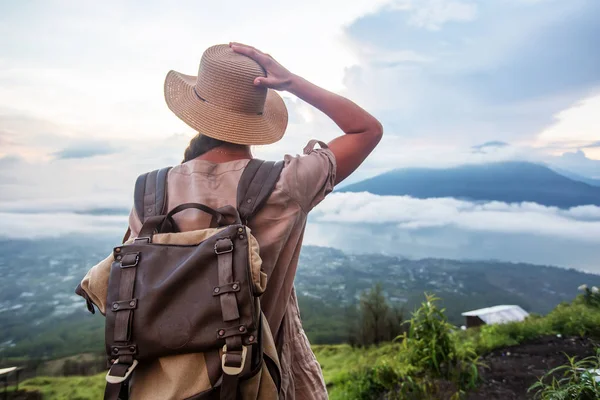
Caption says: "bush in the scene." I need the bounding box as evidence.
[399,294,482,393]
[529,350,600,400]
[337,363,401,400]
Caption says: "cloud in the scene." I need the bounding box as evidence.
[305,192,600,271]
[549,150,600,179]
[312,192,600,242]
[0,212,127,238]
[582,141,600,149]
[342,0,600,146]
[471,141,510,154]
[52,141,117,160]
[536,94,600,155]
[405,0,478,31]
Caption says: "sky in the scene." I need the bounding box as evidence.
[0,0,599,269]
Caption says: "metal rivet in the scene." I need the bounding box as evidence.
[147,208,152,213]
[112,303,119,310]
[218,329,225,336]
[214,287,220,294]
[239,235,244,240]
[115,248,121,253]
[129,301,135,307]
[246,198,252,204]
[238,227,243,233]
[112,347,119,354]
[116,255,122,260]
[238,326,246,332]
[129,346,136,352]
[232,283,239,290]
[248,335,255,342]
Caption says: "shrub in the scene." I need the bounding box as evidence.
[398,294,483,395]
[578,284,600,308]
[529,350,600,400]
[337,363,400,400]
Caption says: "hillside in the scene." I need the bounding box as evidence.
[1,238,599,358]
[8,293,600,400]
[340,162,600,208]
[549,166,600,187]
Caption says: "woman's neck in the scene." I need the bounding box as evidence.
[195,144,253,163]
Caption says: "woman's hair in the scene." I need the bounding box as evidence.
[182,134,227,163]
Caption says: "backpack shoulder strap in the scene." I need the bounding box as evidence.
[237,159,284,222]
[134,166,172,223]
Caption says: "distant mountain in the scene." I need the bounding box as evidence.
[549,167,600,187]
[340,162,600,208]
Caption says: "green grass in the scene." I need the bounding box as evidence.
[17,374,105,400]
[316,295,600,399]
[313,343,406,398]
[13,295,600,400]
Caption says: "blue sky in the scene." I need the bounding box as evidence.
[0,0,599,269]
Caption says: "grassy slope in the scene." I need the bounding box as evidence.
[17,374,105,400]
[16,297,600,399]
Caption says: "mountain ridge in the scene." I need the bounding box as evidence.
[340,161,600,208]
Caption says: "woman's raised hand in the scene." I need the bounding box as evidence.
[230,42,295,91]
[231,42,383,186]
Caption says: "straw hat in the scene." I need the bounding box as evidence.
[164,44,288,145]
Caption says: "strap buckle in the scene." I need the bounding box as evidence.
[119,252,140,268]
[214,240,234,255]
[221,345,247,376]
[106,359,138,384]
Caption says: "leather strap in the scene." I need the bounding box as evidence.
[134,166,172,223]
[215,238,239,322]
[113,255,138,342]
[222,335,243,400]
[236,160,284,222]
[104,380,129,400]
[220,373,239,400]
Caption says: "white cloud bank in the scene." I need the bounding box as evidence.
[303,192,600,272]
[0,212,127,239]
[312,192,600,242]
[2,192,599,272]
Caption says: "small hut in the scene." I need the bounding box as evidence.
[462,305,529,328]
[1,366,24,398]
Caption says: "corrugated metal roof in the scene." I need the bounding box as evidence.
[0,366,18,376]
[462,305,529,325]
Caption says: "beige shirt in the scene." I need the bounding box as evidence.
[128,140,335,399]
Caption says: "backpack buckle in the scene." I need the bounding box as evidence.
[106,359,138,384]
[221,345,247,376]
[214,239,234,255]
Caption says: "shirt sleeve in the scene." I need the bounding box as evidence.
[280,139,337,213]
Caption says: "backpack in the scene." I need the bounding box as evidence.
[77,159,284,400]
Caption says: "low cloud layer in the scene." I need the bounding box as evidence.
[313,193,600,242]
[2,192,599,273]
[0,212,127,238]
[305,193,600,272]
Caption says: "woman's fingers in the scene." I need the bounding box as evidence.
[254,77,278,88]
[230,43,270,66]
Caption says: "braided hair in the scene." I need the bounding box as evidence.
[182,134,227,163]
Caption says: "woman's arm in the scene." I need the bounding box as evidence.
[230,43,383,185]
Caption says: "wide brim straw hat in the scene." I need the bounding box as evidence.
[164,44,288,145]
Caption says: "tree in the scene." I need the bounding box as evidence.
[351,283,405,346]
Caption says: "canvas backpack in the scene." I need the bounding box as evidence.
[78,159,284,400]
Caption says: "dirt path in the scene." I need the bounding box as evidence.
[467,336,599,400]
